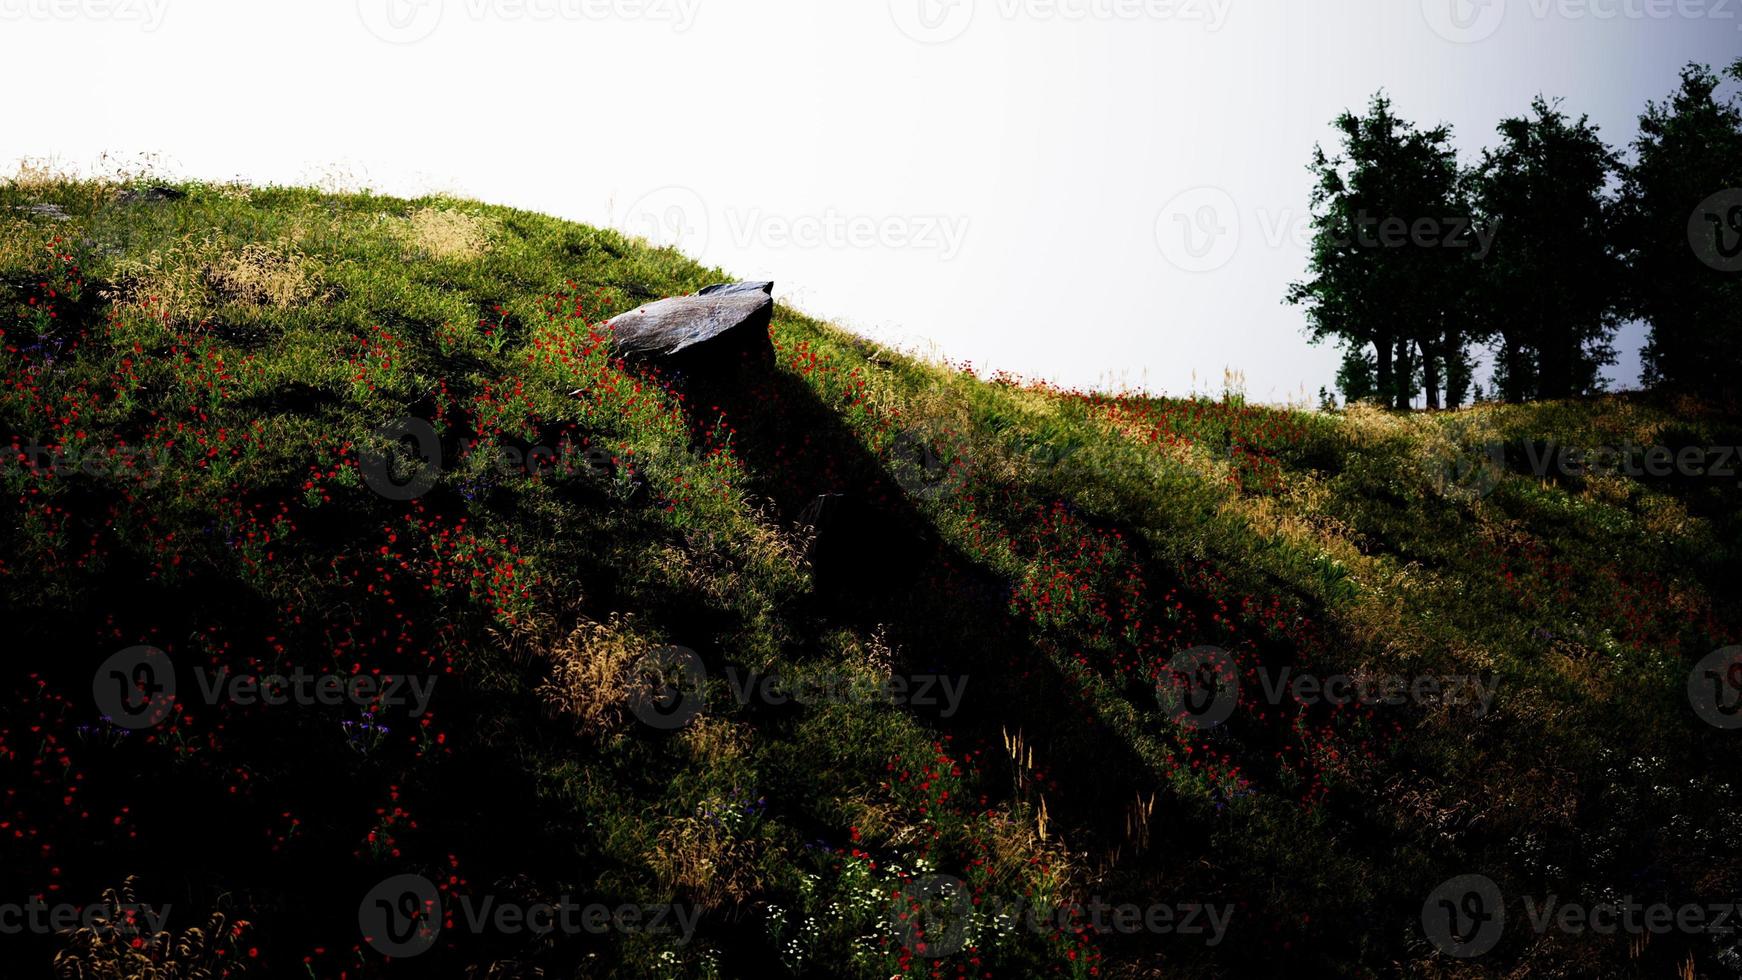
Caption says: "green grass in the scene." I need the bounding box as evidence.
[2,173,1738,979]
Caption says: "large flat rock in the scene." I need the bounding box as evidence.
[605,284,775,366]
[696,281,773,297]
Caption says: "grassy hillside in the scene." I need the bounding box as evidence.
[2,174,1738,979]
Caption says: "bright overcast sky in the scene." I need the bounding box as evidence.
[3,0,1737,401]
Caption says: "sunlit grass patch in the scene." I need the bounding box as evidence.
[388,204,500,261]
[106,232,324,323]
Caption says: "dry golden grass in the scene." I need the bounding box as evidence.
[978,809,1075,905]
[1543,635,1618,705]
[1340,399,1438,446]
[51,877,250,980]
[5,159,59,190]
[391,206,499,261]
[646,542,739,609]
[651,811,765,916]
[844,623,899,677]
[678,716,750,767]
[4,157,82,193]
[534,613,645,737]
[212,182,254,202]
[0,215,51,272]
[206,239,321,308]
[1218,474,1366,571]
[107,234,322,323]
[106,237,210,323]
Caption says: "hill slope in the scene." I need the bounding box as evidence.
[2,176,1739,978]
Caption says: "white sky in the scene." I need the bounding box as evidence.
[3,0,1737,401]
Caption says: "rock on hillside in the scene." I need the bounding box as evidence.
[605,282,775,367]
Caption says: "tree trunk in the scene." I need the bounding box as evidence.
[1539,319,1570,400]
[1392,336,1415,410]
[1444,326,1468,407]
[1374,328,1394,406]
[1420,338,1441,410]
[1502,332,1526,403]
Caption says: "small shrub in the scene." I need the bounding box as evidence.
[535,613,645,737]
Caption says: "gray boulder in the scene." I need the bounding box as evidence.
[16,203,70,221]
[605,288,774,364]
[696,281,774,297]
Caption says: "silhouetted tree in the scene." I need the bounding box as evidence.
[1335,346,1376,403]
[1473,97,1623,401]
[1419,166,1486,409]
[1289,94,1474,409]
[1618,60,1742,396]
